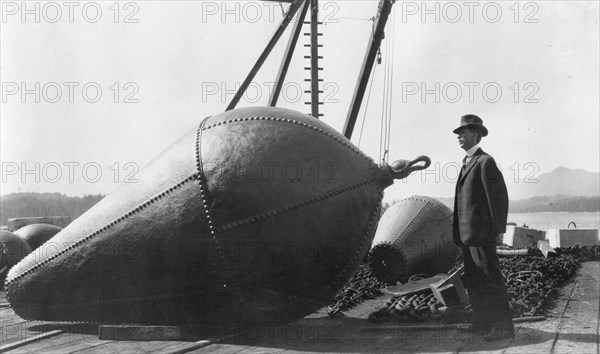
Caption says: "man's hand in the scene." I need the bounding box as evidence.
[495,233,504,246]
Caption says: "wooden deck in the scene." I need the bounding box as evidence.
[1,262,598,353]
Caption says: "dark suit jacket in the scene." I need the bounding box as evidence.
[453,148,509,246]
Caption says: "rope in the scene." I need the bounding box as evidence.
[379,45,388,162]
[379,8,396,163]
[357,63,378,148]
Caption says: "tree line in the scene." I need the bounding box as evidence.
[509,195,600,213]
[1,193,598,226]
[382,195,599,215]
[0,193,104,225]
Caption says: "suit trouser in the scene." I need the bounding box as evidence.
[461,244,514,333]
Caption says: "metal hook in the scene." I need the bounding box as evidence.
[391,156,431,179]
[378,156,431,188]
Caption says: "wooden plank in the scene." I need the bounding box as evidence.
[183,318,344,354]
[98,325,202,341]
[236,346,285,353]
[154,340,214,354]
[1,307,18,317]
[185,343,250,353]
[1,331,109,354]
[0,312,28,328]
[0,307,20,322]
[0,318,28,329]
[1,320,97,349]
[74,340,200,353]
[359,317,544,333]
[288,317,345,342]
[552,262,599,354]
[172,328,281,354]
[77,329,244,354]
[1,321,51,346]
[361,323,473,332]
[371,322,462,352]
[160,331,251,354]
[0,329,63,352]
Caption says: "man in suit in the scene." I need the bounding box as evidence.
[452,114,514,341]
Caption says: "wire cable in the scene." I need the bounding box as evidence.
[384,9,396,162]
[357,63,378,148]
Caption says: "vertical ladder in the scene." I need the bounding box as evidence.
[303,0,324,118]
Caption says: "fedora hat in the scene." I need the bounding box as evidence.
[453,114,488,137]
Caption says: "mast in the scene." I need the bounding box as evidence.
[269,0,310,106]
[226,0,304,111]
[342,0,395,140]
[228,0,397,134]
[308,0,321,118]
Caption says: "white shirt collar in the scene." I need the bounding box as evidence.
[466,144,480,157]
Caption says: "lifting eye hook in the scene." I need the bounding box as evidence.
[378,156,431,188]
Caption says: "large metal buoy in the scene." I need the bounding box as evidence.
[14,223,63,251]
[6,107,429,326]
[7,217,71,232]
[368,196,459,284]
[1,230,31,282]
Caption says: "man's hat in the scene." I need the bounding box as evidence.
[453,114,488,136]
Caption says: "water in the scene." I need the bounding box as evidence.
[3,213,598,232]
[507,212,600,230]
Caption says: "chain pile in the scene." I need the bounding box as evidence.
[559,245,600,262]
[327,264,389,317]
[503,245,600,317]
[367,292,473,323]
[502,254,577,317]
[328,246,600,322]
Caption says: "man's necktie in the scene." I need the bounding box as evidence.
[460,156,468,177]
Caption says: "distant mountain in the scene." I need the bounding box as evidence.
[425,167,600,212]
[509,167,599,199]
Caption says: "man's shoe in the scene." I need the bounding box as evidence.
[482,326,515,342]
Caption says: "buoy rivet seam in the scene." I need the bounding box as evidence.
[6,175,197,286]
[201,116,375,164]
[214,179,377,233]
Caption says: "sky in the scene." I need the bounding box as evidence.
[1,0,599,202]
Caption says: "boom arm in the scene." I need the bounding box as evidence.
[343,0,395,140]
